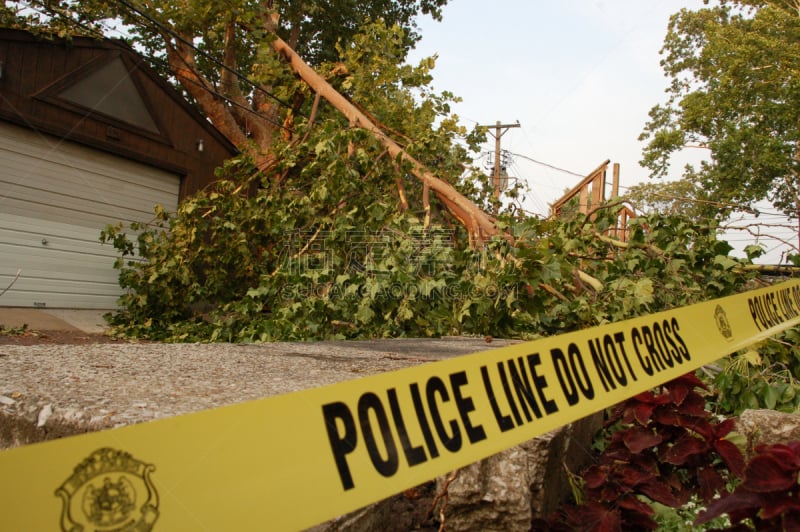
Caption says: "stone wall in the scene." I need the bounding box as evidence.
[313,414,603,532]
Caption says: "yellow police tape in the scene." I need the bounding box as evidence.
[2,280,800,530]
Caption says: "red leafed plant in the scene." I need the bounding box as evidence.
[695,441,800,530]
[532,374,745,531]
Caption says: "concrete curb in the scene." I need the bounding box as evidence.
[0,308,109,334]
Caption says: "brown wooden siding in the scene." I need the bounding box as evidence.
[0,29,236,200]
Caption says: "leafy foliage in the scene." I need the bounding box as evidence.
[640,1,800,225]
[273,0,449,66]
[696,441,800,529]
[532,375,745,531]
[10,0,448,65]
[101,182,762,342]
[708,330,800,415]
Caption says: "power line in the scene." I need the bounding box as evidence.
[509,152,584,177]
[614,182,764,213]
[509,159,548,215]
[503,145,793,220]
[502,150,797,225]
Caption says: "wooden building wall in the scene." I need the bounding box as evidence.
[0,29,236,199]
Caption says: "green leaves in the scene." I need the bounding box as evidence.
[709,334,800,415]
[633,278,655,306]
[641,1,800,221]
[102,194,760,345]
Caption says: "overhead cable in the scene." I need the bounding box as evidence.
[114,0,301,114]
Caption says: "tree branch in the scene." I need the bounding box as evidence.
[263,16,503,246]
[166,36,250,148]
[396,176,409,211]
[221,18,239,98]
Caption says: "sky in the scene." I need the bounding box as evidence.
[406,0,797,261]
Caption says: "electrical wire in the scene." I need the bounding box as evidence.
[496,148,797,225]
[509,159,549,216]
[508,151,585,178]
[114,0,300,114]
[502,148,797,255]
[614,182,763,213]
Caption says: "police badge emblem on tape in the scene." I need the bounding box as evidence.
[55,447,159,531]
[715,304,733,340]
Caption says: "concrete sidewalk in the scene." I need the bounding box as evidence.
[0,308,110,334]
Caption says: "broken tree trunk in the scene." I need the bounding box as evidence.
[265,20,504,245]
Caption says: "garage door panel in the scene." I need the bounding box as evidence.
[1,182,168,226]
[1,198,160,229]
[1,273,120,296]
[0,122,179,309]
[1,174,174,218]
[1,157,178,209]
[0,232,120,259]
[0,128,180,195]
[0,213,140,245]
[0,265,122,286]
[0,244,121,279]
[0,284,119,309]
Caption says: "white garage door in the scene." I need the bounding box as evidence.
[0,121,180,309]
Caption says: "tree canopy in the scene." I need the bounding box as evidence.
[640,0,800,242]
[622,178,711,218]
[4,0,450,167]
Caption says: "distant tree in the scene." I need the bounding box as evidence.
[640,0,800,246]
[622,178,709,218]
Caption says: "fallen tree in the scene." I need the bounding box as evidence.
[262,14,501,245]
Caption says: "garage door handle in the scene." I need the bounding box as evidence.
[41,239,48,246]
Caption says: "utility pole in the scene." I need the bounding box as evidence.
[480,120,520,211]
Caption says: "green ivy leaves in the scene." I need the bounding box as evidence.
[101,189,760,345]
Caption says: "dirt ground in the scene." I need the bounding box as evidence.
[0,328,130,345]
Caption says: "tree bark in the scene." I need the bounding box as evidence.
[166,37,250,148]
[166,26,278,172]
